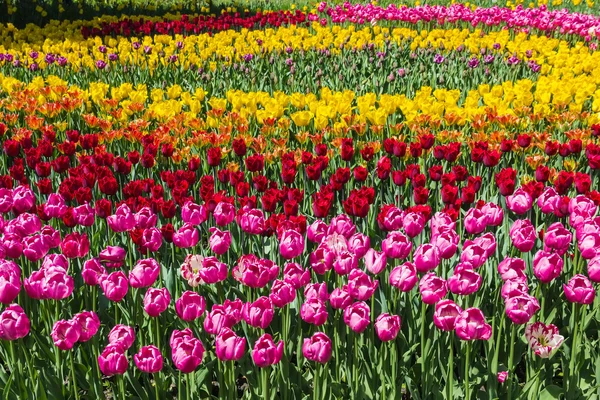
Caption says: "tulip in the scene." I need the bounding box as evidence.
[309,244,335,275]
[389,262,418,292]
[42,254,69,271]
[175,291,206,321]
[343,301,370,333]
[448,268,482,296]
[23,269,45,300]
[170,328,195,349]
[434,229,459,259]
[0,304,30,340]
[12,214,41,237]
[324,233,348,257]
[215,328,246,361]
[98,344,128,376]
[44,194,67,218]
[134,207,157,229]
[129,258,160,288]
[42,267,74,300]
[141,227,162,252]
[199,256,228,284]
[413,243,441,272]
[3,234,23,259]
[381,231,412,259]
[173,223,199,248]
[300,298,328,326]
[252,334,283,367]
[283,262,310,289]
[506,188,533,214]
[107,204,135,232]
[108,325,135,350]
[329,285,353,310]
[307,220,328,243]
[60,232,90,258]
[501,280,529,299]
[588,255,600,282]
[364,248,387,275]
[22,234,49,261]
[40,226,61,248]
[279,229,304,259]
[543,222,572,255]
[180,254,204,287]
[181,201,207,225]
[480,202,504,226]
[72,311,100,342]
[209,227,232,255]
[533,250,564,284]
[239,208,265,235]
[510,219,536,252]
[433,300,462,331]
[213,202,235,226]
[497,257,527,282]
[328,214,356,238]
[82,258,106,286]
[455,308,492,340]
[578,232,600,259]
[333,251,358,275]
[134,345,163,373]
[525,321,564,358]
[73,203,95,227]
[497,371,508,384]
[460,240,488,269]
[505,294,540,324]
[474,233,497,258]
[52,319,81,350]
[430,212,456,236]
[374,313,401,341]
[0,261,21,304]
[563,274,596,304]
[403,212,426,238]
[143,287,171,317]
[464,208,487,235]
[98,246,126,269]
[347,233,370,258]
[243,297,274,329]
[12,186,35,213]
[348,269,379,301]
[419,273,448,304]
[172,336,206,373]
[382,206,404,231]
[100,271,129,302]
[269,279,296,308]
[537,187,560,214]
[303,332,332,363]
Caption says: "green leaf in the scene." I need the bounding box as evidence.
[539,385,563,400]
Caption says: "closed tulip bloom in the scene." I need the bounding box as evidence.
[22,234,49,261]
[304,282,329,302]
[72,311,100,342]
[60,232,90,258]
[107,204,136,232]
[569,195,597,217]
[199,256,228,284]
[172,337,205,373]
[403,212,426,238]
[12,186,35,213]
[175,291,206,321]
[0,188,13,214]
[533,250,564,284]
[44,193,67,218]
[243,297,274,329]
[329,285,353,310]
[382,206,404,231]
[448,268,482,296]
[543,222,572,255]
[99,246,126,269]
[309,244,335,275]
[419,273,448,304]
[389,262,418,292]
[52,319,81,350]
[181,201,207,225]
[474,233,497,258]
[73,203,95,227]
[203,305,238,335]
[381,231,412,260]
[501,280,530,300]
[510,219,536,252]
[108,324,135,350]
[364,248,387,275]
[213,202,236,226]
[537,187,560,214]
[480,202,504,226]
[328,214,357,238]
[307,220,328,243]
[215,328,246,361]
[464,208,487,235]
[173,223,199,248]
[414,243,441,272]
[301,298,328,326]
[506,188,533,215]
[269,280,296,308]
[563,274,596,304]
[430,212,456,236]
[279,229,305,259]
[3,234,23,259]
[42,254,69,271]
[434,229,459,259]
[497,257,527,281]
[134,345,163,373]
[433,300,462,331]
[455,308,492,341]
[141,227,162,252]
[82,258,106,286]
[129,258,160,288]
[460,240,488,269]
[375,313,401,341]
[209,227,232,255]
[239,208,265,235]
[497,371,508,384]
[133,207,157,229]
[23,269,45,300]
[578,232,600,259]
[40,226,61,249]
[348,269,379,301]
[170,328,195,350]
[252,334,283,367]
[333,251,358,275]
[42,267,74,300]
[283,262,310,289]
[505,294,540,324]
[344,301,370,333]
[0,261,21,304]
[0,304,30,340]
[98,344,128,376]
[144,287,171,317]
[348,233,370,258]
[100,271,129,302]
[303,332,332,363]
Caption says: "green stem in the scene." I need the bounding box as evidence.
[228,361,236,400]
[464,341,471,400]
[262,367,269,400]
[313,364,320,400]
[118,374,126,400]
[568,303,579,397]
[507,324,516,400]
[421,301,427,398]
[448,334,454,400]
[70,351,80,400]
[353,334,359,396]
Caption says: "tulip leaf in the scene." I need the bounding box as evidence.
[539,384,562,400]
[2,372,14,400]
[125,370,148,400]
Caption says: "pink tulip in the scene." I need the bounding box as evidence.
[381,231,412,259]
[501,280,529,300]
[22,234,49,261]
[348,233,370,258]
[309,244,335,275]
[107,204,135,232]
[239,208,265,235]
[344,301,370,333]
[283,262,310,289]
[389,262,418,292]
[448,268,482,296]
[563,274,596,304]
[481,202,504,226]
[329,285,353,309]
[307,220,328,243]
[140,227,162,252]
[510,219,536,252]
[474,233,497,258]
[181,201,207,225]
[14,213,42,236]
[180,255,204,287]
[232,255,277,288]
[60,232,90,258]
[134,207,157,229]
[0,304,30,340]
[374,313,401,341]
[215,328,246,361]
[497,258,527,282]
[569,195,597,218]
[82,258,106,286]
[0,188,13,213]
[303,332,332,363]
[42,254,69,271]
[99,246,126,269]
[243,297,274,329]
[464,208,487,235]
[506,188,533,214]
[382,206,404,231]
[199,256,228,284]
[129,258,160,288]
[44,194,67,218]
[279,229,304,259]
[505,294,540,324]
[413,243,441,272]
[403,212,425,238]
[72,311,100,342]
[269,279,296,308]
[172,337,205,373]
[108,325,135,350]
[209,227,232,255]
[40,226,61,248]
[578,232,600,259]
[588,255,600,282]
[175,291,206,322]
[455,308,492,341]
[304,282,329,302]
[73,203,95,227]
[11,186,35,213]
[364,248,387,275]
[300,298,328,326]
[0,260,21,305]
[23,269,45,299]
[348,269,379,301]
[419,273,447,304]
[430,212,456,236]
[143,287,171,317]
[3,234,23,259]
[543,222,572,255]
[324,233,348,257]
[170,328,195,349]
[328,214,356,238]
[434,229,459,259]
[460,240,488,269]
[213,202,235,226]
[533,250,564,283]
[52,319,81,350]
[497,371,508,384]
[42,267,74,300]
[173,223,199,248]
[100,271,129,302]
[333,251,358,275]
[252,333,283,367]
[433,300,462,331]
[134,345,163,373]
[537,187,560,214]
[98,344,128,376]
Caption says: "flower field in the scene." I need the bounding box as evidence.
[1,1,600,399]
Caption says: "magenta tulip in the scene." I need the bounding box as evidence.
[455,308,492,340]
[329,285,353,310]
[419,273,448,304]
[433,299,462,331]
[129,258,160,288]
[381,231,412,260]
[134,345,163,373]
[448,268,482,296]
[364,248,387,275]
[0,304,30,340]
[209,227,232,255]
[279,229,305,259]
[348,269,378,301]
[181,201,207,225]
[252,333,283,367]
[269,279,296,308]
[72,311,100,342]
[303,332,332,363]
[374,313,401,341]
[143,287,171,317]
[98,344,128,376]
[215,328,246,361]
[52,319,81,350]
[175,291,206,322]
[343,301,370,333]
[533,250,564,283]
[389,262,418,292]
[563,274,596,304]
[108,325,135,350]
[300,298,328,326]
[172,223,199,248]
[505,294,540,324]
[100,271,129,302]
